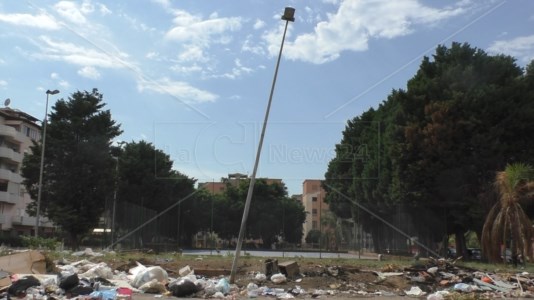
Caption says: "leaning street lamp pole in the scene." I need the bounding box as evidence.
[35,89,60,237]
[229,7,295,283]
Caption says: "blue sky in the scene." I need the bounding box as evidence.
[1,0,533,195]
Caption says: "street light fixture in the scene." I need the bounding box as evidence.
[229,7,295,283]
[35,89,60,237]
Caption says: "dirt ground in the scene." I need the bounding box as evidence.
[96,251,418,297]
[44,250,534,298]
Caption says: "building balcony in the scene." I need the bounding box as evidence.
[11,215,54,228]
[0,124,17,139]
[0,169,23,183]
[0,214,5,224]
[0,124,32,144]
[0,191,17,204]
[0,147,23,163]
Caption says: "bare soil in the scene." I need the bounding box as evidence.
[96,251,415,296]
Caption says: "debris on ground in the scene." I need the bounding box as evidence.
[0,249,533,299]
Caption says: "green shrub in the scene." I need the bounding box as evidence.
[20,236,59,250]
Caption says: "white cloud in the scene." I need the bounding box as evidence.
[81,1,95,14]
[34,36,129,69]
[146,51,159,60]
[253,19,265,30]
[178,46,209,62]
[0,13,60,30]
[98,4,112,15]
[0,80,7,88]
[137,77,218,104]
[55,1,87,25]
[242,37,265,55]
[277,0,467,64]
[78,66,101,79]
[0,58,5,64]
[152,0,171,9]
[210,59,253,79]
[59,80,70,89]
[165,10,242,49]
[488,35,534,63]
[50,72,59,79]
[170,64,203,74]
[121,13,156,33]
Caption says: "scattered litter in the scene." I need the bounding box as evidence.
[255,272,267,281]
[405,286,426,296]
[168,278,199,297]
[215,277,230,294]
[131,265,168,288]
[2,250,534,299]
[72,248,104,257]
[179,265,193,277]
[271,273,287,284]
[453,282,474,292]
[8,275,41,297]
[427,290,449,300]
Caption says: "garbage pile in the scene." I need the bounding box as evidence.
[397,257,534,299]
[1,249,534,299]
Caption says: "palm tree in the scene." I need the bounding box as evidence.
[481,163,534,263]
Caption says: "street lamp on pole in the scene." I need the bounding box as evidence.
[229,7,295,284]
[35,89,60,237]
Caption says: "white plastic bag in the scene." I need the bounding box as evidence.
[270,273,287,284]
[132,266,168,288]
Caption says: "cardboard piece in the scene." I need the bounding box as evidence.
[0,250,46,274]
[278,261,300,278]
[0,271,10,290]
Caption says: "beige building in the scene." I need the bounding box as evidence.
[199,173,283,194]
[301,179,329,244]
[0,107,54,236]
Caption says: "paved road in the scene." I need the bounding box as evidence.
[181,249,377,260]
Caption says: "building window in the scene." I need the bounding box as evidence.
[312,221,317,229]
[312,197,317,202]
[0,182,7,192]
[312,209,317,215]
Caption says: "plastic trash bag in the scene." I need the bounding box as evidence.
[168,278,200,297]
[58,273,79,291]
[131,266,168,288]
[215,278,230,294]
[271,273,287,284]
[138,279,168,294]
[255,273,267,281]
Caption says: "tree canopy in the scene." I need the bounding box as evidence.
[324,42,534,256]
[22,89,122,248]
[211,179,307,247]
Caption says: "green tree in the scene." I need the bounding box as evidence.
[214,179,306,247]
[115,141,196,245]
[325,42,534,255]
[22,89,121,249]
[481,163,534,263]
[305,229,321,244]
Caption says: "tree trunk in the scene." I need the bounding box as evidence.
[455,230,467,259]
[71,233,80,251]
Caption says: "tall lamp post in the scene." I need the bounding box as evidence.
[35,89,60,237]
[229,7,295,283]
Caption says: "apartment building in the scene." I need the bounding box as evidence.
[0,107,54,236]
[301,179,329,244]
[198,173,284,194]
